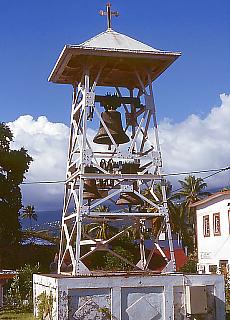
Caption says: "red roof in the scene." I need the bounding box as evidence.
[164,248,188,271]
[0,270,17,280]
[147,248,187,272]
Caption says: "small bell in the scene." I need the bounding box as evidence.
[93,110,129,146]
[116,181,143,206]
[83,166,101,200]
[116,162,143,206]
[83,180,102,200]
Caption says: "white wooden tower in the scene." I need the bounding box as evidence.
[49,3,181,276]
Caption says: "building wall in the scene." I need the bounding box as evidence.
[196,195,230,273]
[33,273,225,320]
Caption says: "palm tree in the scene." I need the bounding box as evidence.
[175,175,210,223]
[169,201,194,249]
[175,175,210,251]
[142,182,196,248]
[21,205,38,231]
[142,181,178,237]
[89,205,116,240]
[142,181,174,211]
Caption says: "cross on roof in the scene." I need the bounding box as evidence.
[99,2,119,30]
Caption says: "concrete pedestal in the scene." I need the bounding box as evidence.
[33,272,225,320]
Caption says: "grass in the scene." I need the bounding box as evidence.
[0,310,35,320]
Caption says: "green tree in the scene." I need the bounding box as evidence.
[142,181,178,233]
[0,123,32,247]
[179,250,198,273]
[21,205,37,230]
[104,246,135,271]
[170,201,193,249]
[89,205,116,240]
[175,175,210,251]
[142,181,195,250]
[170,202,186,237]
[175,175,210,224]
[142,181,174,208]
[5,264,40,310]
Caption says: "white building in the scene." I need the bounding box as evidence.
[191,190,230,274]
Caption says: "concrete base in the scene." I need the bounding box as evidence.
[33,272,225,320]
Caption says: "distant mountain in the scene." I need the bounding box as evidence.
[20,187,219,231]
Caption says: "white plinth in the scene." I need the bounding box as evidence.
[33,272,225,320]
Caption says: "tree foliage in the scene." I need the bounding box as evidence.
[104,246,135,271]
[5,264,40,311]
[142,177,210,252]
[174,175,210,251]
[175,175,210,223]
[179,251,198,273]
[0,123,32,247]
[21,205,37,230]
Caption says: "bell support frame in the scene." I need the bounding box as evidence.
[58,65,176,275]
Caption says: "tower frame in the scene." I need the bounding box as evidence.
[57,65,176,275]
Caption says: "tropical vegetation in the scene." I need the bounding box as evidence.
[175,175,210,224]
[21,205,38,230]
[2,122,230,314]
[0,123,32,248]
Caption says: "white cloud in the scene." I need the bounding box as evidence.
[7,94,230,209]
[8,115,69,210]
[159,93,230,189]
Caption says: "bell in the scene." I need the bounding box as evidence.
[116,162,143,206]
[121,162,140,174]
[83,166,101,200]
[83,179,102,200]
[93,110,129,146]
[116,192,143,206]
[116,181,143,206]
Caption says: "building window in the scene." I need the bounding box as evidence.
[203,215,210,237]
[209,265,217,274]
[213,213,221,236]
[219,260,228,276]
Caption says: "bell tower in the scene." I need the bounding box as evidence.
[49,3,181,276]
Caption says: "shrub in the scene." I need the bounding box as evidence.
[5,264,40,311]
[179,251,198,274]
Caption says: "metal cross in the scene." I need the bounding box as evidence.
[99,2,119,30]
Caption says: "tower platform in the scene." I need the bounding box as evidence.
[33,272,225,319]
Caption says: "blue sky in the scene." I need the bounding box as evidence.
[1,1,230,210]
[0,0,229,124]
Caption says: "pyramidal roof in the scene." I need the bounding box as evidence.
[77,29,161,53]
[49,28,181,86]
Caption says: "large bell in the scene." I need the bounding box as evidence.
[83,166,101,200]
[116,182,143,206]
[116,192,143,206]
[116,162,143,206]
[83,180,102,200]
[93,110,129,146]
